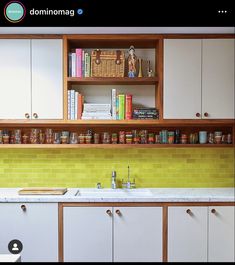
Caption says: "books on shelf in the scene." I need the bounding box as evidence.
[133,108,159,119]
[68,49,91,77]
[67,90,84,120]
[82,103,111,120]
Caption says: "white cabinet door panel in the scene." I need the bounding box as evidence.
[63,207,112,262]
[202,39,234,119]
[0,203,58,262]
[114,207,162,262]
[32,39,63,119]
[164,39,202,119]
[168,206,207,262]
[0,40,31,119]
[208,206,235,262]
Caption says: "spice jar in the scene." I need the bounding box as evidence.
[125,131,133,144]
[227,134,232,144]
[119,131,125,144]
[22,134,29,144]
[0,130,3,144]
[111,133,118,144]
[180,134,188,144]
[102,132,110,144]
[70,132,78,144]
[148,133,155,144]
[132,130,140,144]
[155,134,161,144]
[30,129,40,144]
[168,131,175,144]
[39,130,45,144]
[85,134,92,144]
[139,130,148,144]
[3,135,10,144]
[53,132,61,144]
[94,133,100,144]
[78,134,85,144]
[14,129,21,144]
[45,128,53,144]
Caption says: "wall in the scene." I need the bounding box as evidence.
[0,148,233,188]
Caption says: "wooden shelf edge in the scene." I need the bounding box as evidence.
[0,119,234,126]
[0,144,233,149]
[67,77,158,85]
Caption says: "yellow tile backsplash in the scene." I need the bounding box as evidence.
[0,148,234,188]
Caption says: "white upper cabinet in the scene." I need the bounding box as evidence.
[0,40,31,119]
[0,39,63,120]
[202,39,234,119]
[32,39,63,119]
[164,38,234,119]
[164,39,202,119]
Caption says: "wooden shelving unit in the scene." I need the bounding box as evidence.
[0,144,233,149]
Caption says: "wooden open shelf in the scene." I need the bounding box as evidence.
[67,77,158,85]
[0,144,233,149]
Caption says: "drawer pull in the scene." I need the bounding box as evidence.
[115,209,121,215]
[25,113,30,119]
[186,209,192,215]
[21,205,26,212]
[106,209,112,216]
[196,113,200,117]
[33,113,38,119]
[211,209,216,214]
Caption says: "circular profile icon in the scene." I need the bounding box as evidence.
[8,239,23,254]
[4,1,26,23]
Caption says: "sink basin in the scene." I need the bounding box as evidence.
[75,188,153,197]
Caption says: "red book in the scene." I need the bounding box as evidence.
[76,48,82,77]
[125,94,132,120]
[77,94,83,119]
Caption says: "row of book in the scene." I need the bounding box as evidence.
[67,90,84,120]
[68,49,91,77]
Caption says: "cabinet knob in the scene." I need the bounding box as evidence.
[196,113,201,117]
[211,209,216,214]
[186,209,192,215]
[204,112,209,117]
[33,113,38,119]
[106,209,112,216]
[21,205,26,212]
[25,113,30,119]
[115,209,121,215]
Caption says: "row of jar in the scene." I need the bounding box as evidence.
[0,129,232,144]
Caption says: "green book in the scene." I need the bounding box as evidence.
[118,94,125,120]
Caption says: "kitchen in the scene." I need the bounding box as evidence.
[0,26,234,262]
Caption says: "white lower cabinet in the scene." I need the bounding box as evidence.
[168,206,235,262]
[168,206,208,262]
[0,203,58,262]
[208,206,234,262]
[63,207,112,262]
[63,206,163,262]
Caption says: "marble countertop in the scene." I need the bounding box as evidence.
[0,188,234,203]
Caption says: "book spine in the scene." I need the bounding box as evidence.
[84,52,89,77]
[78,93,83,119]
[125,94,132,120]
[68,53,72,77]
[82,50,85,77]
[76,49,82,77]
[67,90,71,120]
[116,96,119,120]
[118,94,125,120]
[75,91,78,120]
[71,53,76,77]
[87,54,91,77]
[111,89,116,120]
[70,90,75,120]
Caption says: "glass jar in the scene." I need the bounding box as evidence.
[30,129,40,144]
[139,130,148,144]
[39,130,45,144]
[132,130,140,144]
[94,133,100,144]
[155,134,161,144]
[78,134,85,144]
[85,134,92,144]
[111,133,118,144]
[148,133,155,144]
[45,128,53,144]
[0,130,3,144]
[53,132,61,144]
[14,129,21,144]
[125,131,133,144]
[180,134,188,144]
[22,134,29,144]
[168,131,175,144]
[119,131,125,144]
[102,132,110,144]
[70,132,78,144]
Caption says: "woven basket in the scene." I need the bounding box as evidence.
[91,49,125,77]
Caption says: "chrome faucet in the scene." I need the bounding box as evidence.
[122,166,135,189]
[111,171,117,189]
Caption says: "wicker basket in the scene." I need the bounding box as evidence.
[91,49,125,77]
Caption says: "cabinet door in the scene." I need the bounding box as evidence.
[63,207,112,262]
[168,206,207,262]
[0,203,58,262]
[32,39,63,119]
[202,39,234,119]
[208,206,235,262]
[0,39,31,119]
[164,39,202,119]
[113,207,162,262]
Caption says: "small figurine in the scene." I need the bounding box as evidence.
[147,60,153,77]
[138,58,143,77]
[127,46,137,78]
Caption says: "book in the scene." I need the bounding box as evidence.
[116,96,119,120]
[68,53,72,77]
[75,91,78,120]
[118,94,125,120]
[125,94,132,120]
[84,52,89,77]
[70,90,75,120]
[76,49,82,77]
[71,53,76,77]
[77,93,83,119]
[82,50,85,77]
[67,90,71,120]
[111,89,116,120]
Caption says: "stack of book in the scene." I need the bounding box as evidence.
[68,49,91,77]
[111,89,132,120]
[133,108,159,119]
[82,104,112,120]
[67,90,84,120]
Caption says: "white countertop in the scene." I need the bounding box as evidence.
[0,188,234,203]
[0,254,21,262]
